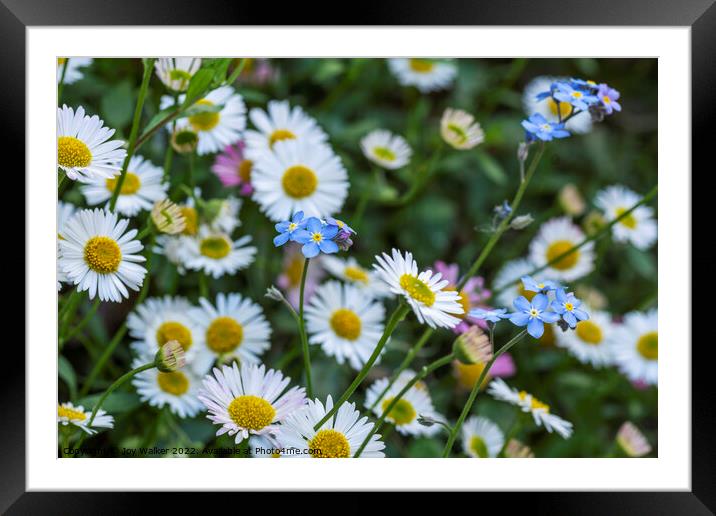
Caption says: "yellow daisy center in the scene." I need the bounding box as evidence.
[269,129,296,148]
[58,58,67,65]
[445,286,470,319]
[189,99,220,132]
[344,265,369,284]
[157,371,189,395]
[58,405,86,422]
[518,391,550,412]
[575,320,603,344]
[83,236,122,274]
[180,206,198,236]
[615,207,638,229]
[58,136,92,169]
[399,274,435,306]
[454,361,490,390]
[409,59,435,73]
[228,395,275,430]
[238,159,253,183]
[105,172,141,195]
[200,235,232,259]
[206,316,243,354]
[545,240,579,270]
[469,435,489,458]
[636,331,658,360]
[156,321,193,351]
[329,308,362,341]
[309,429,351,458]
[373,146,396,162]
[282,165,317,199]
[381,397,417,426]
[547,98,573,118]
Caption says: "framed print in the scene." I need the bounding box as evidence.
[3,0,712,510]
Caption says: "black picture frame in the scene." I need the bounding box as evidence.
[3,0,709,511]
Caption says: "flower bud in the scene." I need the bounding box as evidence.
[616,421,652,457]
[510,214,534,230]
[171,128,199,154]
[559,184,586,216]
[583,210,607,236]
[453,326,493,365]
[155,340,186,372]
[265,285,286,302]
[517,142,530,162]
[151,199,186,235]
[504,439,535,458]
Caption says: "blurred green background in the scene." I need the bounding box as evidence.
[59,58,657,458]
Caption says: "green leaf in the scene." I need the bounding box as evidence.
[183,68,215,107]
[59,355,77,401]
[100,81,134,129]
[475,150,508,185]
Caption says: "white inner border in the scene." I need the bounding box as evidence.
[28,27,690,491]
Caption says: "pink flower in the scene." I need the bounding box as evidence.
[490,353,516,378]
[276,244,325,309]
[211,142,253,195]
[433,261,492,333]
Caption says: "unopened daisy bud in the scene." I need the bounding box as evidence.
[265,285,286,302]
[440,108,485,150]
[151,199,186,234]
[453,326,493,365]
[504,439,535,458]
[517,142,530,163]
[155,340,186,372]
[583,210,607,236]
[171,128,199,154]
[559,184,586,216]
[616,421,652,457]
[510,214,534,230]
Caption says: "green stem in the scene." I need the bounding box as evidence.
[79,230,155,397]
[60,297,100,349]
[491,184,658,298]
[298,258,313,399]
[187,151,196,190]
[383,144,444,208]
[442,329,528,457]
[109,58,155,212]
[313,302,410,431]
[198,271,209,299]
[355,352,454,457]
[368,327,433,411]
[457,143,545,291]
[74,361,156,451]
[225,58,248,85]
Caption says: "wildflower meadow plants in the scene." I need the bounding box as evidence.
[57,58,657,459]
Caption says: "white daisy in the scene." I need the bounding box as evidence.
[595,185,657,250]
[360,129,412,170]
[80,155,168,217]
[487,378,573,439]
[251,139,349,222]
[278,395,385,458]
[388,58,457,93]
[154,235,191,274]
[57,57,93,84]
[365,371,441,436]
[128,296,212,374]
[209,195,242,234]
[555,310,615,367]
[57,401,113,435]
[58,209,146,302]
[529,217,595,281]
[198,362,307,444]
[249,435,282,458]
[131,357,205,418]
[373,249,464,329]
[182,225,257,279]
[523,76,593,134]
[154,58,202,92]
[321,256,392,299]
[161,86,246,155]
[57,201,77,290]
[305,281,386,371]
[440,108,485,150]
[244,99,328,160]
[57,105,127,181]
[190,293,272,365]
[610,309,658,386]
[461,416,505,458]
